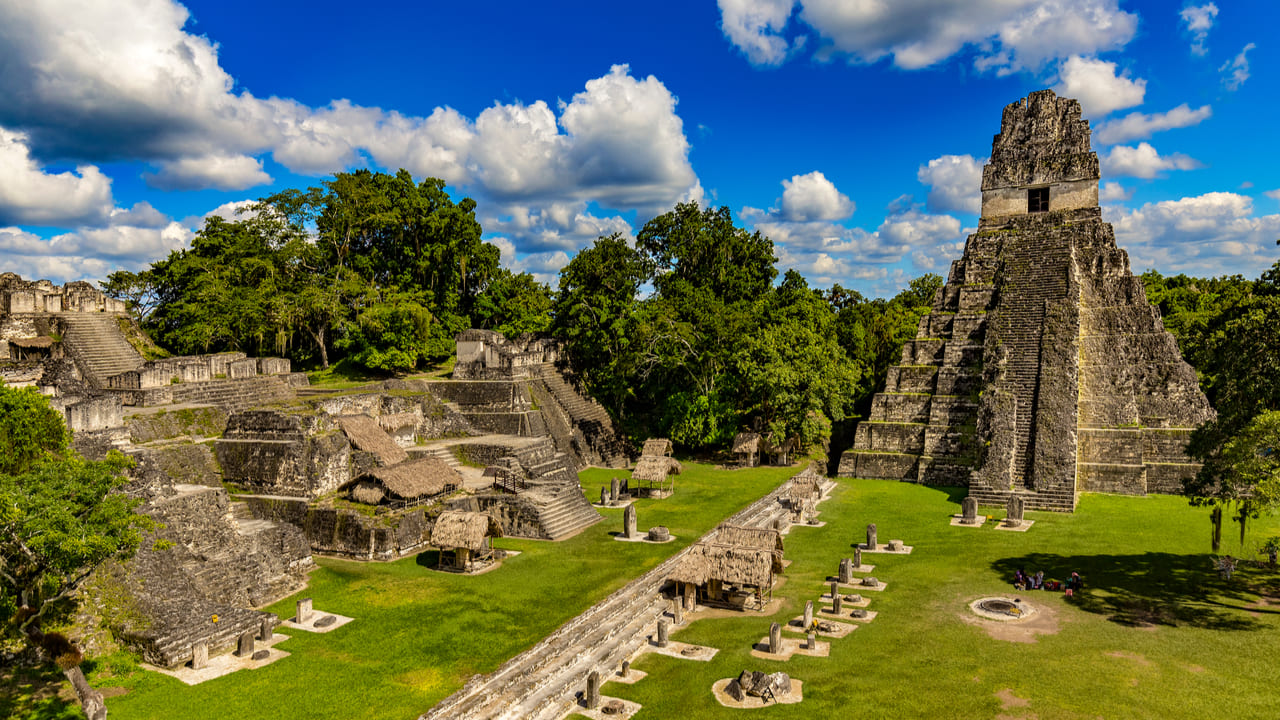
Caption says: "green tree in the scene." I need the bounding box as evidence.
[735,270,861,449]
[0,385,151,720]
[471,268,554,337]
[637,202,776,302]
[1188,410,1280,552]
[551,233,652,417]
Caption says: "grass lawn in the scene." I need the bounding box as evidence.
[41,463,794,720]
[12,470,1280,720]
[571,479,1280,719]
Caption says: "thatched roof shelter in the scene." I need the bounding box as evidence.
[9,336,54,348]
[431,511,502,551]
[633,455,682,483]
[715,524,784,559]
[732,432,761,455]
[338,414,409,465]
[640,438,672,457]
[345,456,463,504]
[788,475,821,502]
[668,542,776,588]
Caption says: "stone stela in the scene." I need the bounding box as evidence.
[623,504,638,539]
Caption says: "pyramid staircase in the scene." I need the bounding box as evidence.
[58,312,145,388]
[533,363,629,468]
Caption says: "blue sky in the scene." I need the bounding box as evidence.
[1,0,1276,297]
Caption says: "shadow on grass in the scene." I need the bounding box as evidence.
[992,552,1280,631]
[414,550,442,569]
[917,484,969,506]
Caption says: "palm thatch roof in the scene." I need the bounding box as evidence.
[9,336,54,348]
[732,432,761,454]
[788,475,821,502]
[431,510,502,551]
[338,414,409,465]
[378,412,419,432]
[348,456,462,500]
[668,542,776,588]
[715,524,784,557]
[633,455,683,483]
[640,438,672,457]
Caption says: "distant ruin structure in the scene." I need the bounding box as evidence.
[839,90,1214,510]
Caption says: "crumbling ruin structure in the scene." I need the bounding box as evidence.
[452,330,628,468]
[839,90,1213,510]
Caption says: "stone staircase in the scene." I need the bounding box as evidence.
[533,364,629,468]
[58,312,144,388]
[532,483,603,541]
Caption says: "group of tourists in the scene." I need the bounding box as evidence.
[1013,568,1082,595]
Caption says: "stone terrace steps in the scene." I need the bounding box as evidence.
[533,486,603,540]
[421,473,800,720]
[58,312,145,388]
[170,375,297,412]
[535,364,629,468]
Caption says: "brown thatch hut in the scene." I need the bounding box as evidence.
[668,541,779,611]
[343,456,463,507]
[337,414,409,466]
[640,438,673,458]
[8,336,55,361]
[731,432,762,468]
[770,436,798,465]
[632,455,682,497]
[431,510,503,571]
[715,524,785,559]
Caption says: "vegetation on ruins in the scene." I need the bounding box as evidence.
[103,170,539,374]
[0,384,153,720]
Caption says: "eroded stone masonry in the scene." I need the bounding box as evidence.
[840,90,1213,510]
[2,282,629,668]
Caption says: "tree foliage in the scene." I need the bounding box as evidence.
[552,206,927,455]
[0,385,151,720]
[106,171,549,374]
[1147,248,1280,549]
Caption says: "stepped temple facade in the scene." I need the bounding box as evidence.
[839,90,1214,511]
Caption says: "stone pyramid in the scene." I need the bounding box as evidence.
[838,90,1214,511]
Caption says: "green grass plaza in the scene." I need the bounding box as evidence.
[14,462,1277,720]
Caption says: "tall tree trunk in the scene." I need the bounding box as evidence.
[64,664,107,720]
[1211,506,1223,553]
[66,665,106,719]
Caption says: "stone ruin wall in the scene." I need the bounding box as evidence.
[840,90,1213,511]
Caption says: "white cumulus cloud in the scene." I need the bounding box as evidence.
[0,222,193,284]
[1180,4,1219,56]
[1093,104,1213,145]
[777,171,855,222]
[719,0,1137,72]
[917,154,982,214]
[1101,143,1201,179]
[717,0,799,66]
[0,1,701,241]
[0,127,114,226]
[1099,181,1132,202]
[146,153,272,191]
[1110,191,1280,277]
[1054,55,1145,117]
